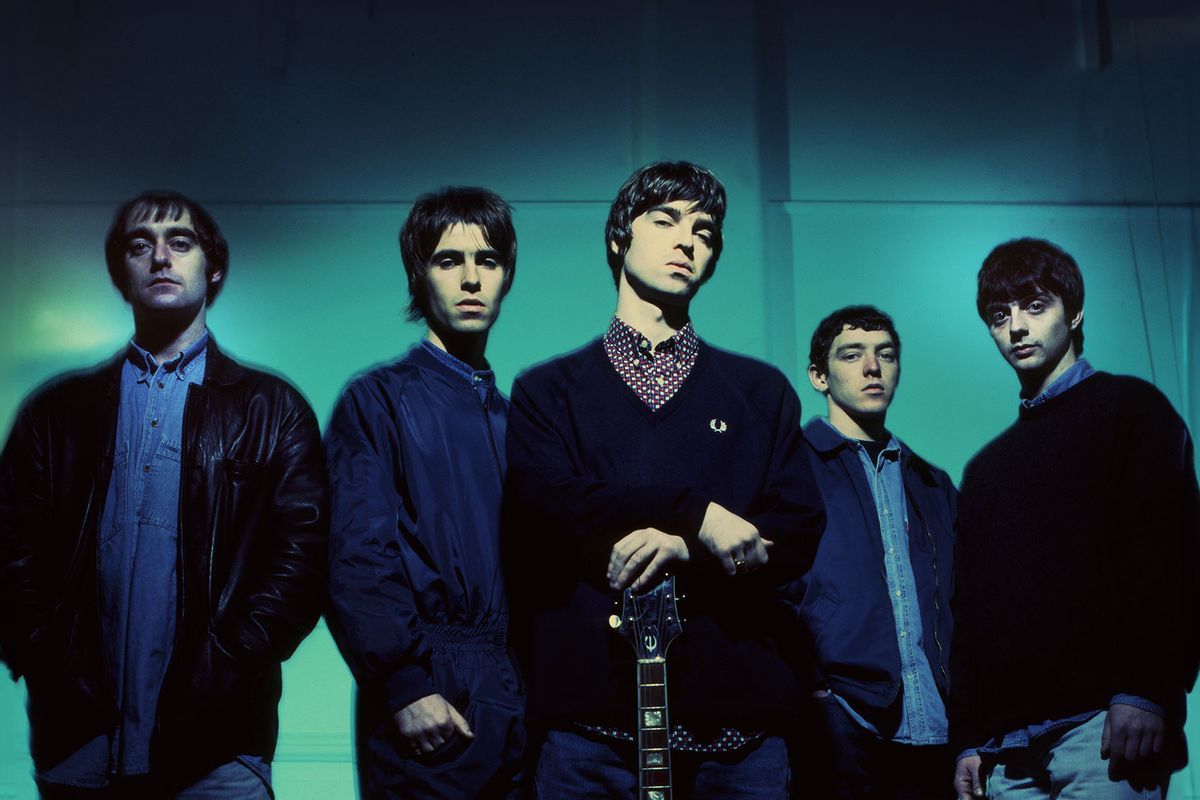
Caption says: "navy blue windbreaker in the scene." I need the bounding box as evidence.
[325,342,509,714]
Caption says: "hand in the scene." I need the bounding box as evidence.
[698,502,772,576]
[954,754,984,799]
[1101,703,1164,778]
[608,528,690,591]
[394,693,473,755]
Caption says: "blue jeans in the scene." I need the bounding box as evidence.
[38,758,272,799]
[534,728,789,799]
[987,712,1167,799]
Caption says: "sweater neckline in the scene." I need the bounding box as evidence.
[589,337,712,425]
[1017,369,1109,420]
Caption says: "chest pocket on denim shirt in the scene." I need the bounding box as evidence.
[139,437,182,534]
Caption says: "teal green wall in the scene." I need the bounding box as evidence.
[2,2,1198,797]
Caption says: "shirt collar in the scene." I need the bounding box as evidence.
[126,330,209,382]
[603,316,700,364]
[814,416,900,457]
[419,338,495,388]
[1021,358,1095,409]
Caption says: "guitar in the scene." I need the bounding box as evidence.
[609,575,683,800]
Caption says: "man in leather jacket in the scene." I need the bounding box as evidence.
[791,305,957,799]
[0,191,328,798]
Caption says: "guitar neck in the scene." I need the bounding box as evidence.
[636,658,672,800]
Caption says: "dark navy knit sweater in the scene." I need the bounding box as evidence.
[505,338,825,730]
[948,372,1200,756]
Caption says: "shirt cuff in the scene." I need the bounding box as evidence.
[955,748,980,763]
[1110,694,1164,717]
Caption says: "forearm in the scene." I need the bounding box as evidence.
[216,405,329,665]
[0,405,47,676]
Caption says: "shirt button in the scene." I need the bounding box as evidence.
[888,547,895,554]
[899,630,907,638]
[655,376,665,386]
[142,464,151,473]
[150,419,159,428]
[157,381,165,389]
[895,590,902,597]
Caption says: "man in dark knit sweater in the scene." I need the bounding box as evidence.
[505,161,825,799]
[950,238,1199,800]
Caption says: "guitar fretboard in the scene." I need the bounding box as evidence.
[637,658,671,800]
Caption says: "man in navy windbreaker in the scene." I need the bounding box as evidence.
[792,305,957,799]
[325,187,524,799]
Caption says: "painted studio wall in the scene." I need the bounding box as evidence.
[1,1,1197,798]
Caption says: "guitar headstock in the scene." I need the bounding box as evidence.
[610,575,683,660]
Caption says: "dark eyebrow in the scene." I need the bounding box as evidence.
[646,204,682,222]
[126,225,198,242]
[428,249,464,263]
[834,343,866,354]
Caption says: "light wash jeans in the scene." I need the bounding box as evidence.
[39,757,271,799]
[987,711,1167,799]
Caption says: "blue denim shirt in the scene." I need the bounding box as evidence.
[39,333,207,785]
[968,358,1163,759]
[830,425,947,745]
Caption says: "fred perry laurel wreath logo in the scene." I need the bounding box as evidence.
[709,419,728,433]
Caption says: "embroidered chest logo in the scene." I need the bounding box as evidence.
[709,418,728,433]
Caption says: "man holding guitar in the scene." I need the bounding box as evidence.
[506,161,825,799]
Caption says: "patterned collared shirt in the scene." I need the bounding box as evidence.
[602,316,700,411]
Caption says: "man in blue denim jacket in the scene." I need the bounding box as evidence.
[792,305,957,799]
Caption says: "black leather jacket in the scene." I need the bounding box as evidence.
[0,338,328,777]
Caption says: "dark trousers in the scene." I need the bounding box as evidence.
[793,694,953,800]
[355,628,526,800]
[535,728,790,799]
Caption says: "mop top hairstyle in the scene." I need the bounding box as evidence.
[604,161,727,286]
[808,305,901,377]
[105,190,229,306]
[977,237,1085,355]
[400,186,517,323]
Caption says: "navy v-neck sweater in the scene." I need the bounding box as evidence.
[505,338,825,730]
[948,372,1200,755]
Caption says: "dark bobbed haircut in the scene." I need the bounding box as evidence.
[977,237,1085,355]
[399,186,517,323]
[808,305,901,377]
[105,190,229,306]
[604,161,727,286]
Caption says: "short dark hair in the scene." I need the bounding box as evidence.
[977,237,1085,355]
[808,305,901,377]
[604,161,726,286]
[105,191,229,306]
[399,186,517,323]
